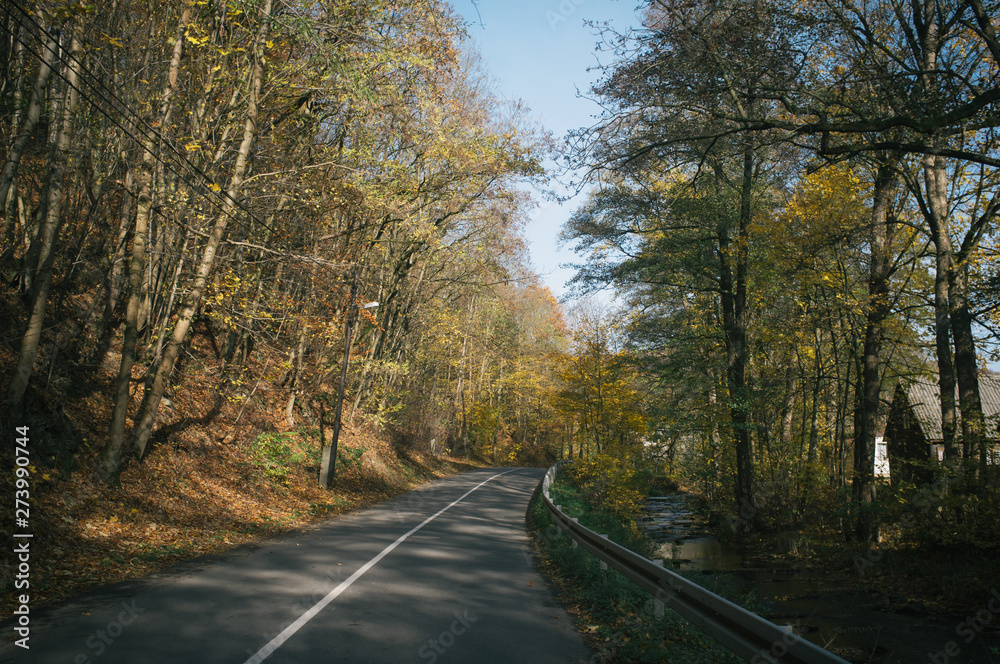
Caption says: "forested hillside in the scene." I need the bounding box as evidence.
[0,0,571,472]
[0,0,576,611]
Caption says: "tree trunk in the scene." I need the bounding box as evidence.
[707,377,722,497]
[949,261,986,477]
[103,166,152,482]
[0,19,57,212]
[922,146,959,461]
[320,280,357,489]
[285,327,308,426]
[913,1,963,469]
[102,6,190,480]
[5,27,80,413]
[98,169,135,337]
[854,162,896,543]
[2,9,21,256]
[780,364,797,449]
[807,330,823,463]
[716,151,755,526]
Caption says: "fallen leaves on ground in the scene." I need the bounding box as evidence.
[0,351,482,619]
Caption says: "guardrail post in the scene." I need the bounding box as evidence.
[570,518,579,549]
[599,535,609,571]
[652,560,665,618]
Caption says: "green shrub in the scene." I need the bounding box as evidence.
[883,469,1000,549]
[337,446,365,471]
[249,430,321,481]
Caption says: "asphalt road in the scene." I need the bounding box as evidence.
[1,467,593,663]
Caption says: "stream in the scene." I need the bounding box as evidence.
[638,494,1000,664]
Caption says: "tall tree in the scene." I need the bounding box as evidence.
[103,3,192,481]
[6,17,81,413]
[564,0,812,523]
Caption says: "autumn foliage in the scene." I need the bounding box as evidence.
[0,0,571,614]
[562,0,1000,543]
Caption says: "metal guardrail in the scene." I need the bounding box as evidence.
[540,462,850,664]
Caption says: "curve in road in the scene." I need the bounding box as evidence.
[1,467,592,664]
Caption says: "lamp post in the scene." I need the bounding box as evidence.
[319,284,378,489]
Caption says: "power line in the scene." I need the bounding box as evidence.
[8,0,258,216]
[2,0,289,246]
[2,0,443,313]
[1,6,386,337]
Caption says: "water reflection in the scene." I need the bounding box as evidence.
[637,495,745,570]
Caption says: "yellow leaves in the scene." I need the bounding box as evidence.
[184,141,202,152]
[209,183,222,193]
[101,33,124,48]
[566,453,647,518]
[48,0,95,22]
[185,25,211,47]
[783,163,868,235]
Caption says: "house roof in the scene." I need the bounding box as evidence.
[902,374,1000,442]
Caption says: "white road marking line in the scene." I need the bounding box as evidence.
[243,469,520,664]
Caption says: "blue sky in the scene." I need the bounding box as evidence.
[449,0,643,300]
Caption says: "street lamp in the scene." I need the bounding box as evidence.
[319,292,378,489]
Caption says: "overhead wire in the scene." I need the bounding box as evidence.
[7,0,254,212]
[1,6,374,325]
[2,0,292,247]
[1,1,483,306]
